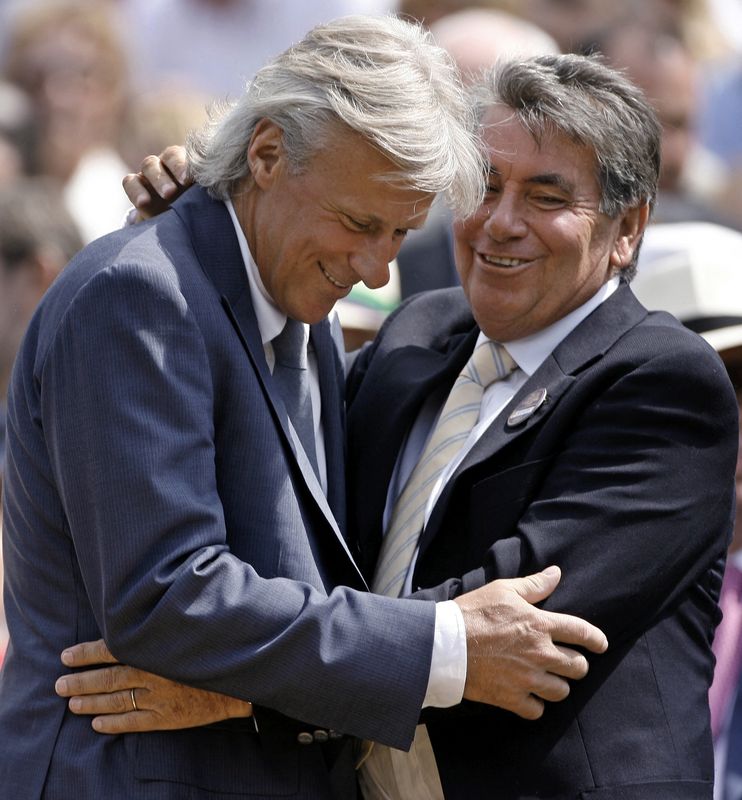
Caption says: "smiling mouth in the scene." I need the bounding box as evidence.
[479,254,531,268]
[320,263,351,290]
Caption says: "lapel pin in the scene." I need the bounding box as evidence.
[506,388,548,428]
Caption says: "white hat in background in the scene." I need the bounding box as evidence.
[632,222,742,353]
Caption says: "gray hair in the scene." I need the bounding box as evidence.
[187,15,486,216]
[472,53,661,277]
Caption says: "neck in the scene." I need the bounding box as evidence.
[231,180,258,265]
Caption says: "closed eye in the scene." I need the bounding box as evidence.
[532,194,568,209]
[343,214,371,232]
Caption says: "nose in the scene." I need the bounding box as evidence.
[349,235,395,289]
[483,191,527,241]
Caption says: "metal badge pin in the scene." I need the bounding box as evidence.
[506,388,548,428]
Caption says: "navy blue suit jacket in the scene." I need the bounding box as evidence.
[346,285,738,800]
[0,186,435,799]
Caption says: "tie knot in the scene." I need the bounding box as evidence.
[465,341,515,388]
[272,318,308,370]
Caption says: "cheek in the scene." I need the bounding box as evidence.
[453,226,475,275]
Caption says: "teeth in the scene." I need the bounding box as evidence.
[320,265,350,289]
[482,255,527,267]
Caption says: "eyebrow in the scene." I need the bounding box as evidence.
[343,206,430,230]
[488,166,574,194]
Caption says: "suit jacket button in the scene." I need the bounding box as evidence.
[313,729,329,743]
[297,731,314,745]
[328,729,344,740]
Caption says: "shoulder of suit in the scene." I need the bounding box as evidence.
[375,287,473,348]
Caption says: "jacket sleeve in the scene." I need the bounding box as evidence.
[413,341,737,647]
[38,261,435,749]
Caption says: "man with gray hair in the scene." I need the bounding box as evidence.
[0,19,606,800]
[62,52,737,799]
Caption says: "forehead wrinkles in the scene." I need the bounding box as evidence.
[484,117,601,198]
[355,186,434,227]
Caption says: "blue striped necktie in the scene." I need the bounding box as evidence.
[271,318,319,476]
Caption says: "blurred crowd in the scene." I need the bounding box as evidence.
[1,0,742,789]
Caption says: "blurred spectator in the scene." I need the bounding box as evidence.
[698,56,742,228]
[117,0,398,100]
[119,86,212,174]
[588,20,738,229]
[0,179,83,465]
[519,0,727,60]
[394,7,559,300]
[630,221,742,800]
[700,59,742,166]
[398,0,521,26]
[518,0,625,54]
[2,1,133,243]
[0,178,83,666]
[428,7,559,84]
[0,81,35,187]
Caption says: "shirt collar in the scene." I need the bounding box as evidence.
[225,197,286,345]
[477,276,620,377]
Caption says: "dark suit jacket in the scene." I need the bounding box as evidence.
[346,284,738,800]
[0,186,435,799]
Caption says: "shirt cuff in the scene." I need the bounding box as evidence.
[422,600,467,708]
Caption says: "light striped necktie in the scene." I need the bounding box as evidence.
[372,340,516,598]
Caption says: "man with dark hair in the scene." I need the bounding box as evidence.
[345,54,736,798]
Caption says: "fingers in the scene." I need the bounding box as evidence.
[506,565,561,604]
[90,711,158,735]
[122,146,191,221]
[61,639,118,668]
[140,154,181,200]
[122,173,157,214]
[542,610,608,655]
[159,145,189,185]
[510,694,545,721]
[546,644,590,681]
[67,688,136,716]
[55,665,140,698]
[533,672,569,703]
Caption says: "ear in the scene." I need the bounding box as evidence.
[247,118,285,189]
[609,202,651,270]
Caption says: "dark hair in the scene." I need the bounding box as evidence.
[472,53,662,278]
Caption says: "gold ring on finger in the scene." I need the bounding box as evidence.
[130,688,138,712]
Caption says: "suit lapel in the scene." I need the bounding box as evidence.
[312,318,347,535]
[352,328,478,572]
[172,187,364,582]
[418,283,649,557]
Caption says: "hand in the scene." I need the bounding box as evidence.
[55,639,252,734]
[122,145,192,220]
[455,566,608,720]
